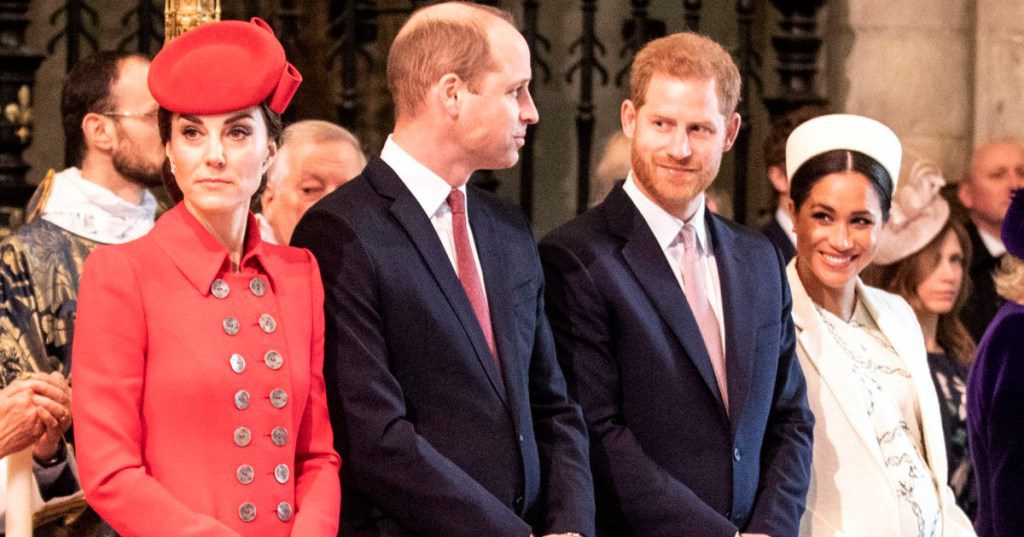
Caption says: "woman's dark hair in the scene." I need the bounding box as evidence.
[790,149,894,221]
[863,219,976,366]
[61,51,149,166]
[157,103,283,209]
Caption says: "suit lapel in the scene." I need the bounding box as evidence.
[707,215,754,430]
[365,158,509,406]
[467,190,524,422]
[788,263,887,471]
[606,187,726,410]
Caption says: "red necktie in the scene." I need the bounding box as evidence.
[447,189,499,363]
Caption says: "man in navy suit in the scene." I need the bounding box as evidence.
[292,3,593,536]
[539,33,813,537]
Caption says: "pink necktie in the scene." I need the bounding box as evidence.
[678,224,728,411]
[447,189,499,363]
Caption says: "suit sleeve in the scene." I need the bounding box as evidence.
[71,247,238,537]
[292,210,532,537]
[539,238,737,537]
[290,252,342,535]
[745,246,814,537]
[527,257,596,536]
[978,313,1024,536]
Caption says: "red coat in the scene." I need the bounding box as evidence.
[71,203,340,536]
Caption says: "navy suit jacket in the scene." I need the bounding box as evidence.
[968,299,1024,537]
[539,183,813,537]
[961,220,1004,342]
[291,157,594,537]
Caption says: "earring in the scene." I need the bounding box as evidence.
[169,162,176,175]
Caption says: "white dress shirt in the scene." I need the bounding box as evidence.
[977,226,1007,258]
[623,173,726,352]
[380,135,488,293]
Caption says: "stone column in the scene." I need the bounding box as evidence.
[974,0,1024,146]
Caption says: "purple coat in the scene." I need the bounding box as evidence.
[968,299,1024,536]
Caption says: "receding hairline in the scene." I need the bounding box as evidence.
[399,1,514,38]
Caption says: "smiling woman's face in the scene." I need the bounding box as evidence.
[792,170,885,294]
[166,106,274,214]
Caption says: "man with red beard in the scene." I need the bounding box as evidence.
[540,33,813,537]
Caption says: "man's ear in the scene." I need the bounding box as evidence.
[438,73,462,117]
[958,181,974,209]
[81,113,115,152]
[621,100,637,140]
[722,112,742,152]
[767,165,789,196]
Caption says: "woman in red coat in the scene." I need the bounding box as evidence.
[70,18,340,536]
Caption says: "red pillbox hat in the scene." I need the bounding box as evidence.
[148,17,301,115]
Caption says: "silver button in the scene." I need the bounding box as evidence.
[239,502,256,522]
[223,316,240,336]
[270,389,288,409]
[234,390,250,410]
[211,279,229,299]
[276,502,293,522]
[250,277,267,297]
[264,350,283,370]
[236,464,254,484]
[259,314,276,334]
[274,463,290,484]
[234,426,252,447]
[271,426,288,447]
[230,353,246,374]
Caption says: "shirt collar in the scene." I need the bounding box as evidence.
[151,203,269,296]
[977,225,1007,257]
[380,135,465,218]
[39,167,157,244]
[774,206,797,246]
[623,171,710,253]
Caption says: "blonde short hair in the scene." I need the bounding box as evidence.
[995,254,1024,304]
[387,2,514,118]
[629,32,741,116]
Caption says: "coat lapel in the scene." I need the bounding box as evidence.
[858,280,950,485]
[365,158,509,406]
[605,187,726,411]
[787,262,888,472]
[706,215,755,430]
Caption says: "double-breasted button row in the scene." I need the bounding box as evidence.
[229,351,286,374]
[233,389,287,410]
[235,463,289,485]
[224,314,278,336]
[211,277,267,300]
[238,501,292,523]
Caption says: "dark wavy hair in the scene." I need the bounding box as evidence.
[157,103,283,209]
[790,149,894,221]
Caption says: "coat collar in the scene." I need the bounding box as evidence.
[151,202,271,296]
[788,260,950,487]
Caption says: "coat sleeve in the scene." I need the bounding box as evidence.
[745,245,814,537]
[977,313,1024,536]
[290,251,342,535]
[71,247,239,537]
[538,238,738,537]
[291,210,532,537]
[527,258,596,536]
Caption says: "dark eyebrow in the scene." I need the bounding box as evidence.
[809,203,835,212]
[179,114,201,124]
[225,112,256,124]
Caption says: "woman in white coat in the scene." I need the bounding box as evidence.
[784,114,974,536]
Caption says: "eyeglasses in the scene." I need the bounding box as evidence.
[100,111,158,121]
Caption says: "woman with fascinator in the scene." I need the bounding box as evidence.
[968,187,1024,537]
[783,115,974,535]
[70,19,340,535]
[864,151,977,519]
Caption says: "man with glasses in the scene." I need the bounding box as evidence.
[0,51,161,534]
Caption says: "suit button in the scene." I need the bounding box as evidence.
[274,463,290,484]
[277,502,293,522]
[733,448,741,461]
[236,464,254,485]
[211,279,229,299]
[264,350,283,370]
[238,502,256,522]
[234,427,252,447]
[259,313,277,333]
[230,353,246,373]
[513,496,524,510]
[223,316,240,336]
[271,426,288,447]
[518,435,524,442]
[249,277,267,297]
[234,390,250,410]
[270,389,288,409]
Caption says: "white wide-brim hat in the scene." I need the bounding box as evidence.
[786,114,903,190]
